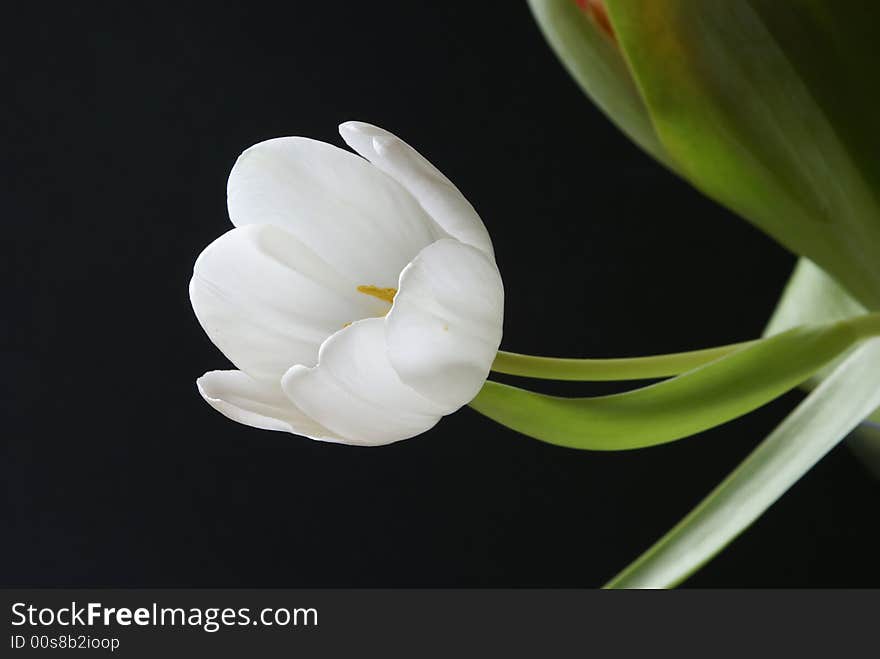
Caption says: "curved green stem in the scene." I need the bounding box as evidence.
[492,341,756,381]
[839,312,880,339]
[472,314,880,452]
[493,314,880,383]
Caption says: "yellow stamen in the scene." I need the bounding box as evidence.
[357,285,397,304]
[342,285,398,328]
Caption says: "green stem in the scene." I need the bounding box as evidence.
[491,341,756,381]
[846,312,880,338]
[492,314,880,383]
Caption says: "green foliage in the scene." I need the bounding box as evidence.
[492,341,752,381]
[526,1,880,585]
[766,258,880,474]
[530,0,880,309]
[472,315,880,451]
[605,338,880,588]
[526,0,668,163]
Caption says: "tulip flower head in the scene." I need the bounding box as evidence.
[190,122,504,446]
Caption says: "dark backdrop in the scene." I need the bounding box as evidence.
[4,2,879,587]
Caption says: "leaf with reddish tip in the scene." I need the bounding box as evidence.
[527,0,670,165]
[605,0,880,309]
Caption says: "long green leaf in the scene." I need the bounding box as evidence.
[605,338,880,588]
[765,258,867,338]
[766,258,880,475]
[605,0,880,309]
[471,315,880,450]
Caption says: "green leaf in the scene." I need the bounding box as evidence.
[604,0,880,309]
[766,258,880,475]
[472,315,880,450]
[604,338,880,588]
[765,258,867,338]
[526,0,670,165]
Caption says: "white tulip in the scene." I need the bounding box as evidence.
[190,122,504,446]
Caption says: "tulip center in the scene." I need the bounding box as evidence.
[342,285,398,328]
[357,285,397,304]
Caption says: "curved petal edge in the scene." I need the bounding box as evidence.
[386,238,504,411]
[197,370,344,442]
[339,121,495,259]
[281,319,445,446]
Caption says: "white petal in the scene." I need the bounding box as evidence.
[191,224,390,382]
[339,121,495,259]
[227,136,442,286]
[197,370,344,442]
[281,319,445,446]
[385,239,504,411]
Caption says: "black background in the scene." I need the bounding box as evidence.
[4,2,879,587]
